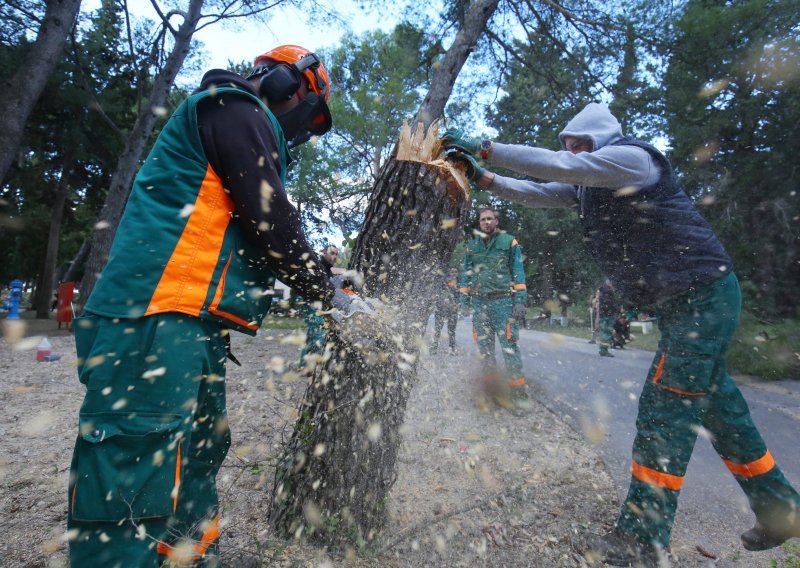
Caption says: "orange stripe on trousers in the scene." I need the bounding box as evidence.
[631,460,684,490]
[724,451,775,478]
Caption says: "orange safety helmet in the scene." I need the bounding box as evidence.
[253,44,330,101]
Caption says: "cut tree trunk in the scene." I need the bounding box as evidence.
[269,124,470,547]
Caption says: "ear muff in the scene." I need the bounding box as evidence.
[248,63,303,102]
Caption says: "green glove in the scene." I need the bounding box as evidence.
[441,129,481,155]
[446,151,486,182]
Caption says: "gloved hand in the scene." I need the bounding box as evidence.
[329,288,375,322]
[512,302,527,322]
[441,129,481,155]
[446,151,486,182]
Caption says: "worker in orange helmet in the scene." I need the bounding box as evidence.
[67,45,371,566]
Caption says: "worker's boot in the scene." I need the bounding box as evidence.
[582,529,664,567]
[741,519,800,551]
[510,385,532,415]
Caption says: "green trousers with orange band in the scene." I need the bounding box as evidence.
[471,296,526,391]
[68,313,230,567]
[616,273,800,548]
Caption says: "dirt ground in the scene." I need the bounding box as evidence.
[0,318,785,567]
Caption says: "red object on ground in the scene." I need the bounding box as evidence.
[56,282,75,329]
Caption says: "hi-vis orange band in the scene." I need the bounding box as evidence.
[513,283,527,290]
[631,461,684,490]
[724,451,775,478]
[509,377,526,387]
[147,165,232,317]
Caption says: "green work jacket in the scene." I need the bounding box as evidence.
[461,232,527,304]
[85,87,289,335]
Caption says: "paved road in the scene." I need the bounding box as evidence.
[445,320,800,559]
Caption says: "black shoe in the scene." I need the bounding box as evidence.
[741,520,800,551]
[588,339,596,344]
[599,351,615,358]
[582,530,662,567]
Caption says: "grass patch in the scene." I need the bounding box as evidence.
[727,312,800,380]
[262,314,305,330]
[527,309,799,380]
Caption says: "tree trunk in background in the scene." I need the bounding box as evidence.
[77,0,205,311]
[0,0,82,186]
[270,141,469,546]
[34,153,75,319]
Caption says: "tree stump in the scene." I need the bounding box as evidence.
[269,123,469,548]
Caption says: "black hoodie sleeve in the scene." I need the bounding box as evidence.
[196,89,334,305]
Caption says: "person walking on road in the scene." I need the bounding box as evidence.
[596,280,617,358]
[67,45,370,567]
[432,267,461,354]
[443,103,800,565]
[460,208,529,407]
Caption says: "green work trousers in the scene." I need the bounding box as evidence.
[617,273,800,548]
[299,304,327,369]
[472,296,524,384]
[68,313,230,567]
[598,315,614,353]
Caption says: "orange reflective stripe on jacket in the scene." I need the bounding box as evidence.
[724,451,775,478]
[147,165,232,317]
[513,283,527,290]
[207,251,259,330]
[509,377,526,387]
[631,460,684,490]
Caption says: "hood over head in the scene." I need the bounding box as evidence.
[558,103,624,152]
[195,69,255,94]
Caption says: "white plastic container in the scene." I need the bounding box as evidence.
[36,337,51,362]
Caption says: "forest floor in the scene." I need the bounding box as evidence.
[0,317,789,567]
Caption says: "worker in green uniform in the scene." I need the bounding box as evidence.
[298,245,344,372]
[67,45,371,567]
[596,280,617,357]
[444,103,800,565]
[461,208,529,406]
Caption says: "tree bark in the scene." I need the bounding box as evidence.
[77,0,205,311]
[269,156,468,547]
[34,153,75,319]
[268,0,501,549]
[0,0,82,186]
[411,0,500,130]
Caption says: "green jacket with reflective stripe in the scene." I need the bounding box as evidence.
[461,232,528,304]
[85,87,289,335]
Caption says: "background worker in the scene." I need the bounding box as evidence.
[460,208,529,407]
[67,45,369,567]
[443,103,800,565]
[298,245,344,371]
[596,279,617,357]
[613,307,631,349]
[431,266,460,354]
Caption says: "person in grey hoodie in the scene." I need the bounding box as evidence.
[443,103,800,566]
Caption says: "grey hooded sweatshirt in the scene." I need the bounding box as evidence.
[485,103,732,306]
[488,103,660,207]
